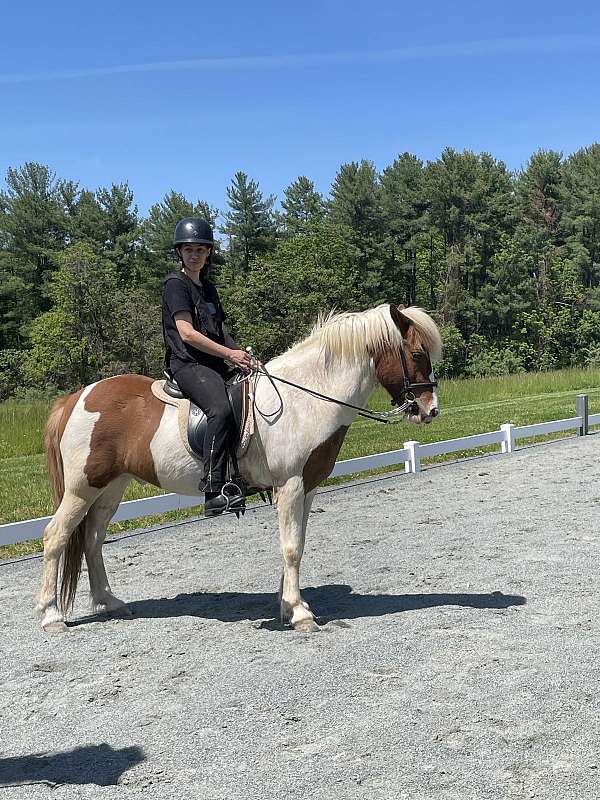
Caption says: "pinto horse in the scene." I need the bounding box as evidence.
[37,304,442,633]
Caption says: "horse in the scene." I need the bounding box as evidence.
[36,303,442,633]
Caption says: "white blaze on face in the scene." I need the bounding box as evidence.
[415,368,439,420]
[429,368,439,415]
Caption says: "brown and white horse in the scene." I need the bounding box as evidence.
[37,304,442,633]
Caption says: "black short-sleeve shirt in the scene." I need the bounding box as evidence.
[162,271,227,373]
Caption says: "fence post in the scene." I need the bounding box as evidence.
[404,440,421,474]
[576,393,589,436]
[500,423,516,454]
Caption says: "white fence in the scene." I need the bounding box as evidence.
[1,394,598,548]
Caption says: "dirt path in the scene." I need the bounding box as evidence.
[1,434,600,799]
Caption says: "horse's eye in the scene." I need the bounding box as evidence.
[412,351,424,360]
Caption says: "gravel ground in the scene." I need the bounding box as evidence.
[1,434,600,800]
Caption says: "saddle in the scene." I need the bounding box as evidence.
[151,370,254,461]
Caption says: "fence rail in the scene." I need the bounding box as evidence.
[1,393,596,548]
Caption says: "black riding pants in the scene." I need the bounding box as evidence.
[171,360,233,492]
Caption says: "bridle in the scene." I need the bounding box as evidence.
[396,336,438,400]
[249,336,438,425]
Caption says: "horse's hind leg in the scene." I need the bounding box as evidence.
[277,476,318,632]
[37,492,96,632]
[84,476,132,616]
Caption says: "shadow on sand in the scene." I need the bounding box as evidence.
[0,744,144,788]
[69,584,526,629]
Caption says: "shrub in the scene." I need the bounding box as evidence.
[466,342,526,377]
[582,343,600,368]
[0,349,24,400]
[435,323,466,378]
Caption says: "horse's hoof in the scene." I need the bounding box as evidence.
[95,596,133,618]
[293,619,320,633]
[42,621,69,634]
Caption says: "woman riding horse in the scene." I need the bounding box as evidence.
[162,218,251,516]
[38,284,441,632]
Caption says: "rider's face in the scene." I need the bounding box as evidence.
[180,243,211,272]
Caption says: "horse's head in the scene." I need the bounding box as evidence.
[374,304,442,425]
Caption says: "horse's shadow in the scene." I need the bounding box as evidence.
[0,744,144,788]
[70,584,526,628]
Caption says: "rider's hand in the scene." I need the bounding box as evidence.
[227,348,253,372]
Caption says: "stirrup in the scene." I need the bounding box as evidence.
[220,481,246,512]
[204,481,246,518]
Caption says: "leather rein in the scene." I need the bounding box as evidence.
[249,339,438,425]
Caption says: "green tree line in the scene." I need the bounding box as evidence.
[2,145,600,400]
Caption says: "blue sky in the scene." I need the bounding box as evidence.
[2,1,600,222]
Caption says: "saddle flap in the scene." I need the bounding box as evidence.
[187,403,207,459]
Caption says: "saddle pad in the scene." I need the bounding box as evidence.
[151,379,254,459]
[151,380,195,458]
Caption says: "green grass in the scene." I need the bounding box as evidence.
[2,367,600,560]
[0,398,52,459]
[340,368,600,461]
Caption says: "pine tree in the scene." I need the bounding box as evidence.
[279,176,326,236]
[561,144,600,289]
[0,162,74,347]
[424,149,515,335]
[97,184,138,261]
[328,160,384,301]
[515,150,565,305]
[518,150,563,240]
[222,172,276,276]
[70,189,107,246]
[380,153,427,305]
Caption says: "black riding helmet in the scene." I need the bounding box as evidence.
[173,217,214,267]
[173,217,214,248]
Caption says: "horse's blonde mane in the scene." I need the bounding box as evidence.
[282,304,442,362]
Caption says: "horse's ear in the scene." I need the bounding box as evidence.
[389,304,410,337]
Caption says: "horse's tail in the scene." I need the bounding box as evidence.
[60,525,86,615]
[44,396,67,507]
[44,393,87,614]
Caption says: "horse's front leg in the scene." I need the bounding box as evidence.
[277,476,319,632]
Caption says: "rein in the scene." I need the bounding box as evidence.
[248,340,437,425]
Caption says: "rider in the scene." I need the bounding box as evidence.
[161,217,252,516]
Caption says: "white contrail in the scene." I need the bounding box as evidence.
[0,35,599,85]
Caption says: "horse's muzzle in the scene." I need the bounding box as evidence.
[407,401,439,425]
